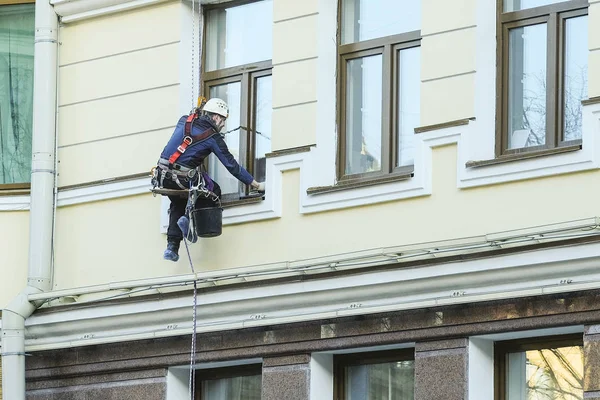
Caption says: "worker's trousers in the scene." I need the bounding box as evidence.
[163,178,222,245]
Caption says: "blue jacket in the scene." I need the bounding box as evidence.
[160,115,254,185]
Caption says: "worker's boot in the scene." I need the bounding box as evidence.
[177,216,198,243]
[163,241,180,262]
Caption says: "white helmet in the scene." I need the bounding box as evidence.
[203,98,229,118]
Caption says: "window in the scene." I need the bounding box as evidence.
[196,364,262,400]
[0,1,34,188]
[496,0,588,157]
[337,0,421,183]
[495,334,583,400]
[334,349,415,400]
[202,0,272,202]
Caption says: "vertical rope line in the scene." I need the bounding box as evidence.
[191,0,196,109]
[188,1,198,396]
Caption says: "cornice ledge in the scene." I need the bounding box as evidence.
[23,242,600,352]
[51,0,171,23]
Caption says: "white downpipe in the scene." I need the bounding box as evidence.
[1,0,58,399]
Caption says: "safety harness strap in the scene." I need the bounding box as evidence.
[167,114,215,168]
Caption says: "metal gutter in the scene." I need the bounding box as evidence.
[1,1,59,398]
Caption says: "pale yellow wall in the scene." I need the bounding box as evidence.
[56,1,181,186]
[0,212,29,308]
[271,0,318,151]
[421,0,476,125]
[53,144,600,289]
[25,0,600,292]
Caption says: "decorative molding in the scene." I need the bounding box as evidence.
[51,0,171,23]
[265,144,314,158]
[465,144,582,168]
[22,240,600,351]
[57,176,152,207]
[582,96,600,106]
[414,117,475,134]
[0,195,30,211]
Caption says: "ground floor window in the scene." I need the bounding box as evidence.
[495,334,583,400]
[196,363,262,400]
[334,349,415,400]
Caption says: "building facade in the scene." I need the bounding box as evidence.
[2,0,600,398]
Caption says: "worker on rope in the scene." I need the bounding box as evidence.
[153,98,265,262]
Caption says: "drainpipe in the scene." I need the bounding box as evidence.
[1,0,58,398]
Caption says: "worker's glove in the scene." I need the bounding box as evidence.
[257,182,265,192]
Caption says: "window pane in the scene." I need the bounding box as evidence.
[504,0,571,12]
[203,375,261,400]
[563,15,588,142]
[397,47,420,167]
[507,24,547,150]
[208,82,242,195]
[254,75,272,184]
[205,1,273,71]
[341,0,421,44]
[506,346,583,400]
[345,361,414,400]
[0,4,34,185]
[345,55,382,176]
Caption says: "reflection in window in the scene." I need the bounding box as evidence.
[0,4,34,185]
[202,374,261,400]
[208,82,242,195]
[506,346,583,400]
[397,47,420,167]
[507,23,547,149]
[341,0,420,44]
[254,75,272,183]
[345,55,383,176]
[344,361,414,400]
[205,1,273,71]
[563,15,588,142]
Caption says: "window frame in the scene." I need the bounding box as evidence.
[336,0,421,184]
[195,363,263,400]
[495,0,589,158]
[200,0,272,203]
[493,333,583,400]
[0,0,35,191]
[333,348,415,400]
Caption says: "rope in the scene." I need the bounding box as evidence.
[188,0,198,398]
[222,125,271,140]
[184,174,219,400]
[191,0,196,110]
[184,237,198,400]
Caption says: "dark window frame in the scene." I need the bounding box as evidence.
[336,0,421,185]
[194,363,263,400]
[201,0,272,203]
[333,348,415,400]
[495,0,588,159]
[0,0,35,191]
[494,333,583,400]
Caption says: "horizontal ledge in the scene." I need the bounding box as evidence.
[466,144,582,168]
[0,189,30,197]
[0,182,31,197]
[307,173,413,195]
[222,195,264,209]
[265,144,314,158]
[58,172,150,191]
[582,96,600,106]
[414,117,475,134]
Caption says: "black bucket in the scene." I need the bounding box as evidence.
[192,207,223,238]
